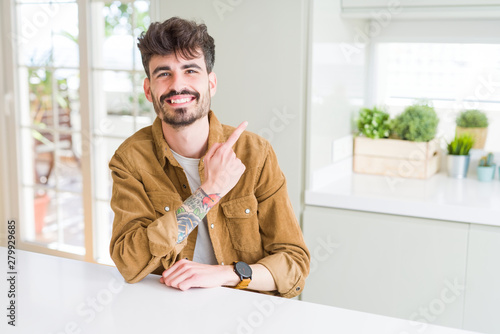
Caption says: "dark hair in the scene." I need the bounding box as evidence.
[137,17,215,78]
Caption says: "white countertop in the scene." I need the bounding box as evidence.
[1,248,481,334]
[306,159,500,227]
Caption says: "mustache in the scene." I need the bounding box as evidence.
[160,90,200,104]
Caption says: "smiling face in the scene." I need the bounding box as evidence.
[144,52,217,129]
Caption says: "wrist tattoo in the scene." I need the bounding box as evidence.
[200,187,221,209]
[176,187,221,243]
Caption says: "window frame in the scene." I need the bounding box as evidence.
[1,0,160,262]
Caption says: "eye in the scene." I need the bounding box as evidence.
[186,69,197,74]
[158,72,170,78]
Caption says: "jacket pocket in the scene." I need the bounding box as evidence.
[147,192,183,220]
[221,195,261,252]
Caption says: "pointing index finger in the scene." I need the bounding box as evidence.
[225,121,248,147]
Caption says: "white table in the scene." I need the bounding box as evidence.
[1,248,481,334]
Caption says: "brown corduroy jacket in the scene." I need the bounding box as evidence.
[109,111,310,298]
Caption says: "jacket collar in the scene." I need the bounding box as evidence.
[152,110,224,169]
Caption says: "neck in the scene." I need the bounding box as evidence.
[161,116,210,159]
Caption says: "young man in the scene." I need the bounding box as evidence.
[109,17,310,298]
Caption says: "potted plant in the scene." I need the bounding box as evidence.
[456,109,488,149]
[446,133,475,178]
[356,106,391,139]
[477,153,496,182]
[353,102,440,179]
[392,103,439,142]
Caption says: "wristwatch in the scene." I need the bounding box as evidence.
[233,261,252,289]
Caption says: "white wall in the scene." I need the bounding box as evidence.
[307,0,366,177]
[159,0,309,216]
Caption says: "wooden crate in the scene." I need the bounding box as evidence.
[353,137,440,179]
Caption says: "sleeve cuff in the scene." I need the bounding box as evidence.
[257,255,306,299]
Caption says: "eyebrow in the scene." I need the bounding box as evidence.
[182,63,203,70]
[152,63,203,76]
[152,66,171,76]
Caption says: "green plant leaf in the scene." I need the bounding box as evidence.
[456,109,488,128]
[447,133,475,155]
[356,106,391,139]
[392,102,439,142]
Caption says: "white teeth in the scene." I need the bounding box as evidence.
[170,98,191,104]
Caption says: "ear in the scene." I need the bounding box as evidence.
[144,77,153,102]
[208,72,217,97]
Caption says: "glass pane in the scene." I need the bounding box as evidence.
[56,150,82,193]
[378,44,500,102]
[26,68,80,130]
[17,4,53,67]
[22,189,84,253]
[21,128,63,190]
[32,128,58,188]
[52,4,79,67]
[94,200,114,265]
[92,71,135,134]
[95,1,134,70]
[135,115,154,132]
[105,71,134,116]
[104,71,133,115]
[54,69,80,130]
[135,115,154,131]
[16,3,78,67]
[28,68,54,128]
[27,188,57,245]
[133,0,150,70]
[60,192,85,251]
[34,134,56,187]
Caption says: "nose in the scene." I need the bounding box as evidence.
[169,72,187,92]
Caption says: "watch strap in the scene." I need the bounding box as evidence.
[234,278,251,290]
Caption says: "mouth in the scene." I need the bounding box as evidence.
[164,95,197,107]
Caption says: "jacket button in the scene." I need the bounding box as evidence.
[245,208,250,214]
[210,224,214,229]
[164,206,170,212]
[183,184,187,189]
[296,286,301,291]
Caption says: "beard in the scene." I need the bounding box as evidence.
[152,86,211,130]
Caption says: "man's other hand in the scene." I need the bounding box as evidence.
[160,259,239,291]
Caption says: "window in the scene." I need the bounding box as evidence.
[90,0,154,264]
[9,0,156,263]
[374,43,500,151]
[17,0,83,254]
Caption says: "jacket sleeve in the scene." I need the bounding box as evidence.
[109,152,185,283]
[254,143,310,298]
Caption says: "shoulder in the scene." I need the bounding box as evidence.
[112,125,155,165]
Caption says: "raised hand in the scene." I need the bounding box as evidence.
[175,121,248,244]
[201,121,247,197]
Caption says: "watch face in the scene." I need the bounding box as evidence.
[235,262,252,279]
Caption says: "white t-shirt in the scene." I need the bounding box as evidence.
[171,149,218,265]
